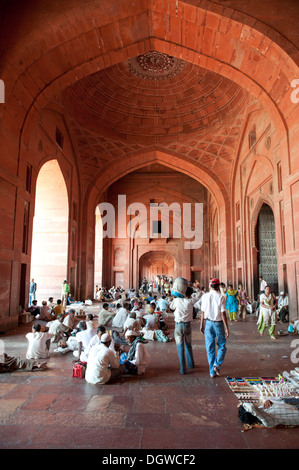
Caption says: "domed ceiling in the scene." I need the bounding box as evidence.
[58,51,255,189]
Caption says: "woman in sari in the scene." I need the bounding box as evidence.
[226,285,239,321]
[257,285,277,339]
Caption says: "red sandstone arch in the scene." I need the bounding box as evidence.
[1,0,298,304]
[139,250,177,285]
[97,160,209,290]
[250,200,279,296]
[30,159,69,301]
[251,197,276,247]
[87,150,228,218]
[3,0,296,169]
[8,0,297,263]
[81,150,230,292]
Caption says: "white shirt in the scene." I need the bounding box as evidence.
[278,295,288,308]
[143,313,159,329]
[48,319,68,341]
[63,314,76,329]
[201,290,226,322]
[112,307,128,328]
[157,298,169,311]
[193,297,202,310]
[76,328,96,349]
[26,331,53,359]
[84,334,101,356]
[86,319,98,330]
[260,280,267,291]
[85,343,120,384]
[130,342,150,374]
[170,297,197,322]
[123,317,137,331]
[85,334,116,358]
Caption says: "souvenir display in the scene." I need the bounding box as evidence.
[226,371,299,405]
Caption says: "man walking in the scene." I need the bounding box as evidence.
[200,278,229,378]
[170,286,197,375]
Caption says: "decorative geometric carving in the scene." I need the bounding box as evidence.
[128,51,186,80]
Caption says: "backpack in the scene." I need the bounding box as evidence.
[72,361,87,378]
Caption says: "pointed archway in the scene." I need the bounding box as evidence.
[255,203,278,296]
[30,160,69,304]
[139,250,177,288]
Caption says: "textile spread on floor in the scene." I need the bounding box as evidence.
[225,370,299,429]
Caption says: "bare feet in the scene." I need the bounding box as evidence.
[33,362,48,370]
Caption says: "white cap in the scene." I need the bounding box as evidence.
[280,291,285,295]
[100,333,112,343]
[125,329,136,338]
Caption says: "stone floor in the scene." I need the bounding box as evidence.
[0,311,299,450]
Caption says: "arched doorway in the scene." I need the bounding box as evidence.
[30,160,69,303]
[94,206,103,292]
[95,162,209,292]
[139,251,176,289]
[255,203,278,295]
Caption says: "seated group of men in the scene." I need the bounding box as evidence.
[21,292,175,384]
[27,297,67,321]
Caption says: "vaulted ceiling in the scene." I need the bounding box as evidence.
[1,0,297,198]
[57,51,255,192]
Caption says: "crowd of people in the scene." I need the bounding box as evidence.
[2,274,297,382]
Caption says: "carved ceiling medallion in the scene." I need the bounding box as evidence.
[128,51,186,80]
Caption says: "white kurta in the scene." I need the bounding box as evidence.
[48,319,68,342]
[112,307,128,328]
[131,342,150,374]
[123,317,137,331]
[85,344,120,384]
[26,332,52,359]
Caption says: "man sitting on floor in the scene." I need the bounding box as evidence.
[36,301,53,321]
[120,330,150,375]
[48,313,70,342]
[277,291,289,323]
[28,300,41,318]
[85,333,124,385]
[26,324,53,360]
[52,299,65,319]
[112,303,129,329]
[63,308,77,332]
[98,303,115,327]
[73,320,97,362]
